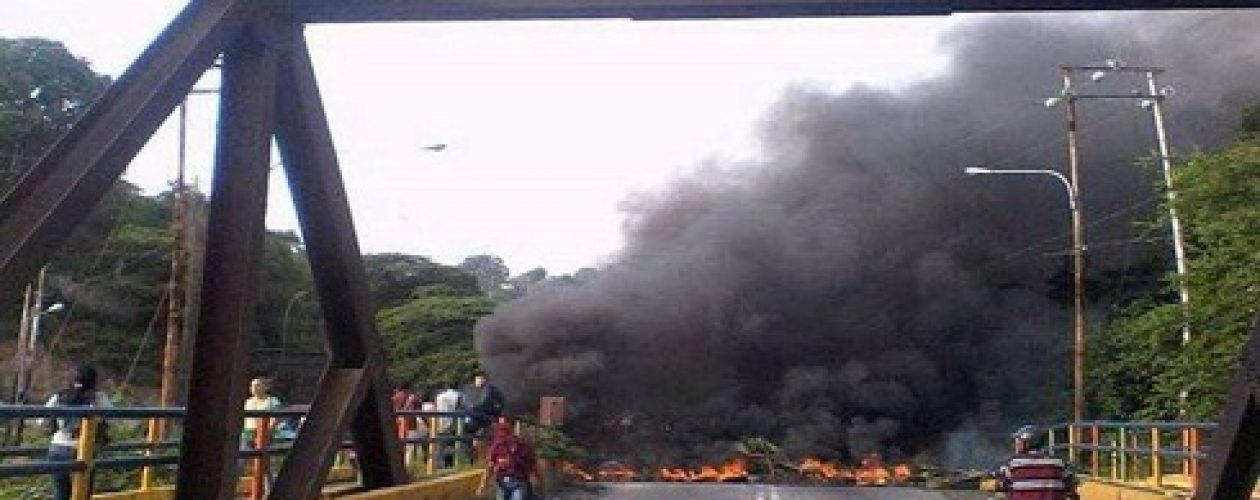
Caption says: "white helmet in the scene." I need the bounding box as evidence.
[1012,425,1038,442]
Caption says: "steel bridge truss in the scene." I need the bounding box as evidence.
[0,0,1255,498]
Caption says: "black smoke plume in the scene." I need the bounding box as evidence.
[474,11,1260,466]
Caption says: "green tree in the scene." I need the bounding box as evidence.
[459,254,510,295]
[0,37,109,191]
[377,292,494,390]
[255,230,317,350]
[1240,104,1260,137]
[364,253,479,309]
[1091,121,1260,420]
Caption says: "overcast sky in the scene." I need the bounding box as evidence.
[1,1,956,274]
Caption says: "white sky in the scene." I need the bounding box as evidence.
[1,1,955,274]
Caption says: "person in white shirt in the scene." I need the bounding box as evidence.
[433,385,463,468]
[241,377,283,493]
[434,386,462,433]
[45,365,112,500]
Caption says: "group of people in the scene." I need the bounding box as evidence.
[391,371,541,500]
[37,365,539,499]
[391,370,507,460]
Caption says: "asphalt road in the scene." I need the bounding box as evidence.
[552,483,992,499]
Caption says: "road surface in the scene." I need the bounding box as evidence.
[552,483,992,499]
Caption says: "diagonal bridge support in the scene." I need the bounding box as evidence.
[1195,317,1260,500]
[0,1,409,498]
[2,1,1258,499]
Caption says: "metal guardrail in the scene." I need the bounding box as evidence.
[1032,420,1216,493]
[0,405,479,500]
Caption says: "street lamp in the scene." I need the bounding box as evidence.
[965,166,1086,426]
[281,290,311,355]
[13,298,65,404]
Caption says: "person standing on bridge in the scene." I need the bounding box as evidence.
[44,365,113,500]
[243,377,283,445]
[463,370,505,461]
[241,377,283,493]
[996,426,1078,500]
[477,417,541,500]
[392,383,421,465]
[464,370,506,433]
[435,383,463,468]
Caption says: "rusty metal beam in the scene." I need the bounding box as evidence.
[1195,317,1260,500]
[271,26,407,496]
[174,19,280,500]
[271,368,373,497]
[0,0,256,301]
[286,0,1259,22]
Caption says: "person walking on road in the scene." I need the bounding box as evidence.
[477,417,541,500]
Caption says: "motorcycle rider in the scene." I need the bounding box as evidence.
[996,426,1078,500]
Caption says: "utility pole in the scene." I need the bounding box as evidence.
[5,284,34,445]
[9,268,48,445]
[16,267,48,406]
[1047,61,1191,423]
[1143,70,1192,347]
[157,86,218,411]
[10,283,33,405]
[159,100,190,413]
[1060,68,1087,427]
[144,100,195,489]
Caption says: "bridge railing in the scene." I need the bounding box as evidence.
[0,405,479,499]
[1038,420,1216,491]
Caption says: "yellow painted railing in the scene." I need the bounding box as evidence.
[0,405,479,499]
[1034,421,1216,495]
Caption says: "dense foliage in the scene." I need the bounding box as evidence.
[1091,111,1260,420]
[0,37,109,192]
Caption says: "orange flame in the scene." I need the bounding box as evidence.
[655,457,748,483]
[596,463,638,482]
[657,467,691,482]
[558,461,594,482]
[892,463,914,483]
[799,457,850,481]
[717,457,749,482]
[692,465,720,482]
[853,453,891,486]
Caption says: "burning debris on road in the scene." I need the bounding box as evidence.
[557,453,926,488]
[477,10,1260,468]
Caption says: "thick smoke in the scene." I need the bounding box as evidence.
[475,11,1260,466]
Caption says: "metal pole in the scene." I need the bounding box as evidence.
[6,283,34,445]
[1062,68,1087,424]
[160,99,189,412]
[20,267,48,405]
[11,283,33,403]
[1145,71,1192,346]
[280,290,309,362]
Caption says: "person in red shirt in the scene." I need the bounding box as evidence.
[391,384,421,464]
[477,417,541,500]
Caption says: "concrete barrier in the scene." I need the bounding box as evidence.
[334,469,485,500]
[1078,480,1190,499]
[90,466,469,500]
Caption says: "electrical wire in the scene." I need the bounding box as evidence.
[121,289,169,394]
